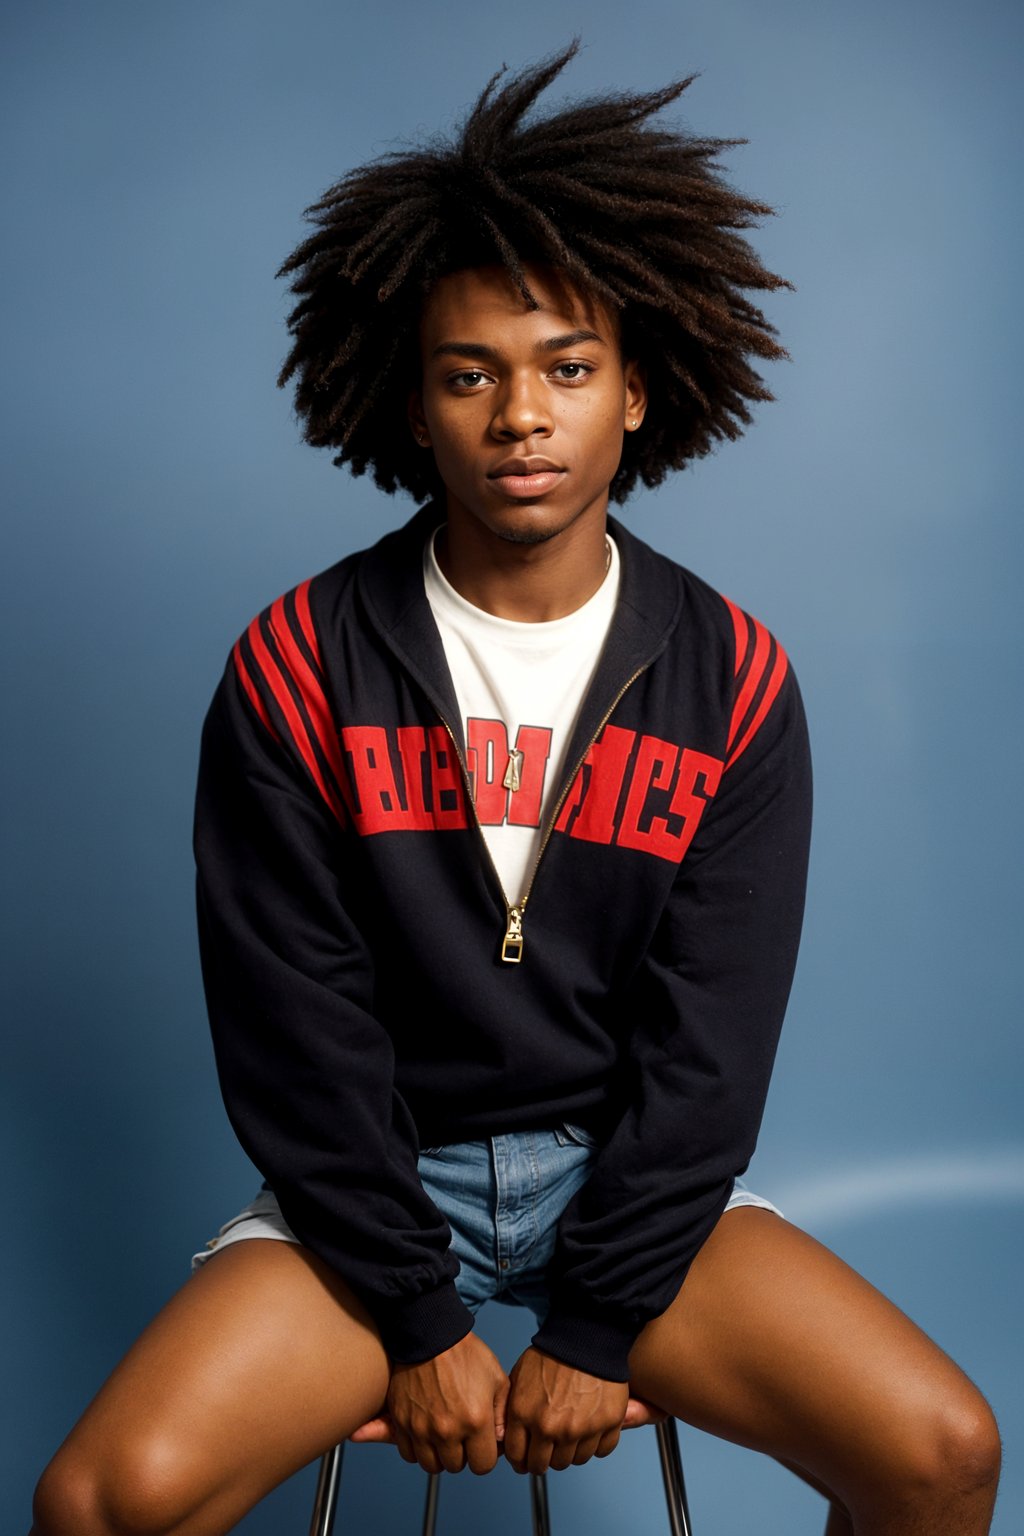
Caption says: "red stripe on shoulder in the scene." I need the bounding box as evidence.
[292,578,321,665]
[268,594,354,818]
[727,613,771,754]
[232,638,280,743]
[722,595,750,678]
[245,612,348,826]
[726,645,789,770]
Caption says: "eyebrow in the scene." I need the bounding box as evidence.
[430,329,607,361]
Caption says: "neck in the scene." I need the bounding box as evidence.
[438,503,611,622]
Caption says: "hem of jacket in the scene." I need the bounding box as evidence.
[374,1280,476,1364]
[530,1307,641,1383]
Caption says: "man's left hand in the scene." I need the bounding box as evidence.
[502,1345,629,1474]
[348,1355,665,1465]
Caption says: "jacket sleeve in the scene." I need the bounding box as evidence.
[194,629,474,1364]
[532,655,812,1382]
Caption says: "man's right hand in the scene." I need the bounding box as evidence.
[385,1331,510,1475]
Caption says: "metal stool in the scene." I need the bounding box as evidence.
[309,1418,694,1535]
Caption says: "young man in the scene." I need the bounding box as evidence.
[33,45,999,1536]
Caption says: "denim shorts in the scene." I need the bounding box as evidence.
[192,1125,782,1326]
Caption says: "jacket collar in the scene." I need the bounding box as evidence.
[356,502,684,759]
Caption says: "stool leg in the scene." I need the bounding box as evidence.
[529,1471,552,1536]
[421,1470,442,1536]
[655,1420,694,1536]
[308,1443,344,1536]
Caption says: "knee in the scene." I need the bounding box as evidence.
[33,1452,105,1536]
[33,1436,204,1536]
[930,1390,1001,1499]
[894,1383,1001,1507]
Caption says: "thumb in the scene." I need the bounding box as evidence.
[348,1413,396,1443]
[622,1395,668,1430]
[493,1375,511,1443]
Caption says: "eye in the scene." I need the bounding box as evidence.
[448,369,490,389]
[551,361,595,382]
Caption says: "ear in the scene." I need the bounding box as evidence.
[407,390,431,449]
[622,360,648,433]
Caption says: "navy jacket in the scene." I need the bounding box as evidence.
[194,503,812,1381]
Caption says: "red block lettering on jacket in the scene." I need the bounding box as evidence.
[427,726,469,830]
[395,726,438,831]
[622,746,723,862]
[555,725,636,844]
[340,725,469,835]
[557,726,723,864]
[617,735,682,858]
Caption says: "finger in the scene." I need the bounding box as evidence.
[414,1441,442,1476]
[623,1394,667,1429]
[572,1433,603,1466]
[465,1424,500,1476]
[435,1435,467,1475]
[595,1425,622,1458]
[394,1428,418,1465]
[549,1439,577,1472]
[503,1421,528,1474]
[348,1414,395,1442]
[493,1376,511,1444]
[526,1431,554,1478]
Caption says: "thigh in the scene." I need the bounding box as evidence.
[627,1208,988,1513]
[40,1239,390,1536]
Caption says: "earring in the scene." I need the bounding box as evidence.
[629,419,639,429]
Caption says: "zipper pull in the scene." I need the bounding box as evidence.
[502,749,524,793]
[501,907,524,964]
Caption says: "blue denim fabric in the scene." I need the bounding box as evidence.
[417,1125,598,1326]
[192,1126,780,1323]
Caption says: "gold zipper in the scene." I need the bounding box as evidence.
[502,748,524,793]
[435,713,519,952]
[436,664,647,965]
[501,907,524,963]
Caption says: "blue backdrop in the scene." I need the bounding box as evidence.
[3,2,1021,1531]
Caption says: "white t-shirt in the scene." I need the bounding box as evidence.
[423,529,620,905]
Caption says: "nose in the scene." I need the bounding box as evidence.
[489,370,553,441]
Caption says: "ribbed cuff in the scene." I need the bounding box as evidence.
[373,1280,475,1364]
[530,1306,642,1383]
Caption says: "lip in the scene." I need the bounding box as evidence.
[487,456,566,499]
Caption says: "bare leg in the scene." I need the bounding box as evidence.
[779,1455,854,1534]
[825,1507,855,1536]
[32,1240,391,1536]
[628,1210,1000,1535]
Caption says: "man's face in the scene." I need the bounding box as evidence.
[410,264,645,551]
